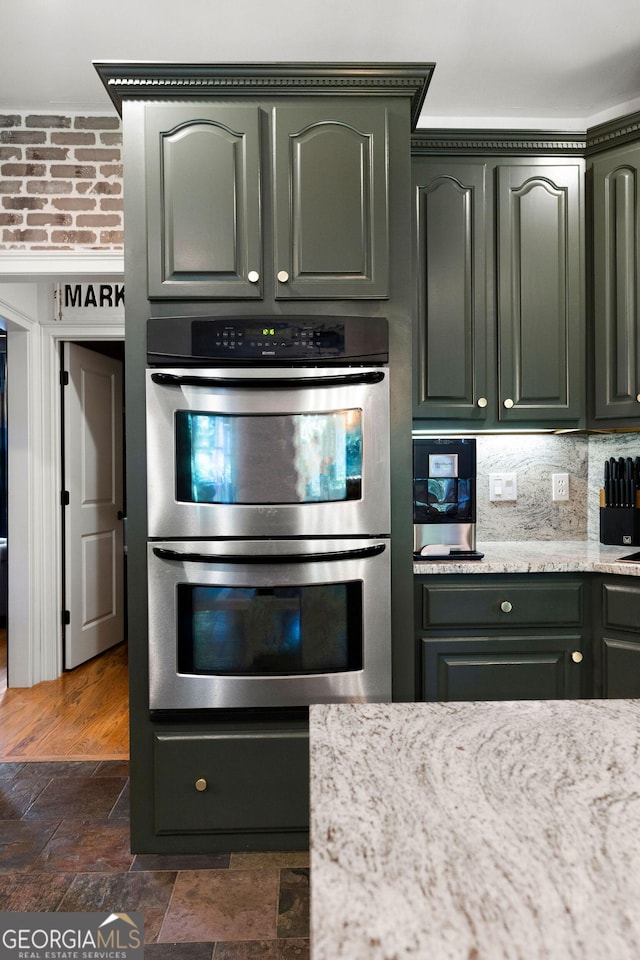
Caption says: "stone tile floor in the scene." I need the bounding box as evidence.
[0,760,310,958]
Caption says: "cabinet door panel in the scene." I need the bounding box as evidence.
[154,730,309,835]
[592,146,640,420]
[602,579,640,632]
[273,104,389,299]
[145,105,262,299]
[422,635,583,701]
[601,637,640,698]
[497,163,583,422]
[412,161,489,420]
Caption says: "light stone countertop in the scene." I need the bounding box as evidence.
[310,699,640,960]
[413,540,640,575]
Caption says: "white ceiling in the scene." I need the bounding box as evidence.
[4,0,640,129]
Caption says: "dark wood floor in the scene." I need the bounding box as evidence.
[0,632,129,761]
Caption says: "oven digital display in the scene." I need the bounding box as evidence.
[190,318,345,359]
[177,582,363,675]
[175,410,363,505]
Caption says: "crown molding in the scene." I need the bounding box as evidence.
[93,61,435,130]
[586,110,640,156]
[411,128,586,156]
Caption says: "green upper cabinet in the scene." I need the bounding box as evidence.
[412,158,490,421]
[272,104,389,300]
[590,138,640,424]
[145,104,262,300]
[144,101,390,301]
[496,161,584,425]
[411,136,585,429]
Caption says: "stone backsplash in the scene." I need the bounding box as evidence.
[415,432,640,543]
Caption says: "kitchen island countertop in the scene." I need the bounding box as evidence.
[310,699,640,960]
[414,539,640,575]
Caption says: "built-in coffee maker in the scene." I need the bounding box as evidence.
[413,437,483,559]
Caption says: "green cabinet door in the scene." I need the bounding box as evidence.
[272,103,389,299]
[497,161,584,424]
[596,577,640,697]
[591,142,640,423]
[422,634,585,701]
[153,729,309,837]
[145,104,262,299]
[411,159,490,420]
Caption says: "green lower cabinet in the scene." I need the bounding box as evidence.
[417,575,588,702]
[600,638,640,698]
[422,634,584,701]
[595,576,640,698]
[150,726,309,848]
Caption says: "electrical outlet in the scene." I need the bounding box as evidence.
[552,472,570,502]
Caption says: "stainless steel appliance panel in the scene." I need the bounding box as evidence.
[147,537,391,709]
[146,366,390,538]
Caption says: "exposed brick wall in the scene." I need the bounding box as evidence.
[0,113,123,251]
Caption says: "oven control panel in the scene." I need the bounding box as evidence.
[147,315,388,366]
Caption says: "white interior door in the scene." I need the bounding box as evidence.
[63,342,124,669]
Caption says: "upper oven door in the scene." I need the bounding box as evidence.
[146,366,390,538]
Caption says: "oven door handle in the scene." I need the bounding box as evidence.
[150,371,385,389]
[152,544,386,564]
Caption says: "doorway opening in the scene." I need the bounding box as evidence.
[61,339,126,671]
[0,332,128,760]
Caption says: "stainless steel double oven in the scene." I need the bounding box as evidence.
[146,315,392,710]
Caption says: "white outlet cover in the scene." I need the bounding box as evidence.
[552,472,570,501]
[489,472,518,501]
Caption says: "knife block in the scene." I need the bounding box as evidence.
[600,507,640,546]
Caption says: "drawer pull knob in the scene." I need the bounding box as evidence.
[247,270,260,283]
[503,398,514,409]
[477,397,488,408]
[194,778,208,792]
[277,270,290,283]
[500,600,513,613]
[571,651,583,664]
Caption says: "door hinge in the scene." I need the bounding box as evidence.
[62,610,70,626]
[61,490,69,506]
[60,370,69,386]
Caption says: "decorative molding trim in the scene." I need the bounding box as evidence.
[93,61,435,129]
[0,252,124,280]
[412,129,586,156]
[586,110,640,155]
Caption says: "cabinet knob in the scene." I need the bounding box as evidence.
[500,600,513,613]
[636,394,640,403]
[194,778,208,792]
[277,270,290,283]
[571,651,583,664]
[247,270,260,283]
[503,398,514,409]
[477,397,488,408]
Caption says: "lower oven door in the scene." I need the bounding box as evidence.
[147,537,391,709]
